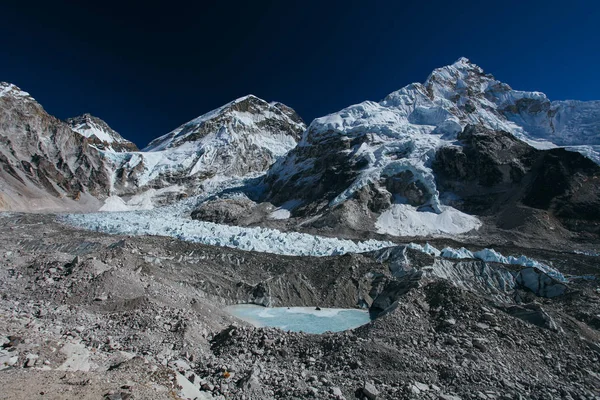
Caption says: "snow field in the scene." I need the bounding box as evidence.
[376,204,482,236]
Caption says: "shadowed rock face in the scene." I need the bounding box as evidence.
[0,83,112,210]
[433,125,600,235]
[434,125,536,189]
[263,132,368,217]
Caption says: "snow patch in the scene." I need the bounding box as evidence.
[376,204,481,237]
[176,372,214,400]
[268,209,291,220]
[99,186,184,212]
[99,196,131,212]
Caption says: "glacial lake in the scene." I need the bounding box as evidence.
[226,304,371,334]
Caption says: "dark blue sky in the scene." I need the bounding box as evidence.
[1,1,599,147]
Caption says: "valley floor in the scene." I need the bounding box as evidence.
[0,213,599,399]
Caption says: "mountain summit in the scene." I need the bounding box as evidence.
[66,113,139,152]
[144,95,304,152]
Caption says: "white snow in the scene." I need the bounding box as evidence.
[176,372,214,400]
[441,246,567,282]
[61,190,565,283]
[71,122,115,143]
[57,342,93,372]
[376,204,482,237]
[128,186,183,208]
[144,94,304,152]
[0,82,31,99]
[99,186,184,212]
[441,247,475,259]
[269,209,291,220]
[62,179,395,257]
[267,199,301,220]
[407,242,441,256]
[99,196,131,212]
[93,95,304,190]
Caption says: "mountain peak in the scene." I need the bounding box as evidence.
[232,94,260,103]
[144,96,305,151]
[426,57,485,84]
[453,56,472,66]
[66,113,138,152]
[0,82,33,100]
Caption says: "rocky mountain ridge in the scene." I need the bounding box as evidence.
[0,82,111,211]
[0,83,304,211]
[2,57,600,243]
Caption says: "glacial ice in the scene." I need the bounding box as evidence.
[63,210,395,257]
[62,198,566,282]
[61,173,566,282]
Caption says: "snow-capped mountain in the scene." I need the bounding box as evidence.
[0,82,112,211]
[0,83,305,211]
[145,95,304,152]
[259,58,600,237]
[106,95,305,195]
[66,113,139,152]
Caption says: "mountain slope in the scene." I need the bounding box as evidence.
[0,82,112,211]
[66,113,139,152]
[145,95,304,152]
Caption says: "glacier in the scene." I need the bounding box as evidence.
[60,190,567,282]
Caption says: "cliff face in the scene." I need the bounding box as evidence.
[433,125,600,235]
[0,82,112,211]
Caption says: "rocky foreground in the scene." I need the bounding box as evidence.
[0,213,599,399]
